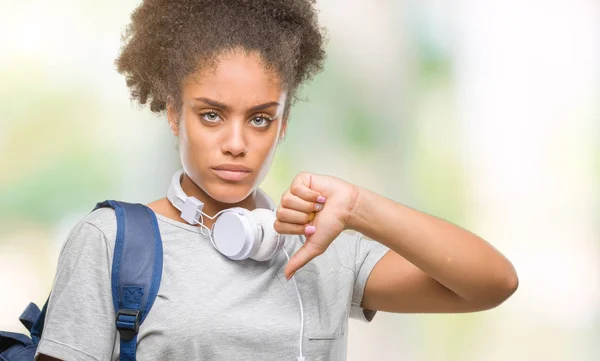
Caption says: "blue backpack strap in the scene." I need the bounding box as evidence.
[28,299,48,344]
[93,201,163,361]
[19,303,41,332]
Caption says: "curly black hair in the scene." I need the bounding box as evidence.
[115,0,326,114]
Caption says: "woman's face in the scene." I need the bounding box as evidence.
[167,50,288,204]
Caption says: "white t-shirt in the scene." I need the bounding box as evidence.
[35,192,389,361]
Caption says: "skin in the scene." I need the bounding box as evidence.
[39,46,518,361]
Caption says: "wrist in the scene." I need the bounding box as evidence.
[345,185,366,231]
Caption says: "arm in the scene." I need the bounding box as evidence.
[276,172,518,313]
[351,187,518,313]
[34,214,118,361]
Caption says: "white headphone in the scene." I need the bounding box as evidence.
[166,169,283,262]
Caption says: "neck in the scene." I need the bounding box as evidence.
[179,173,257,228]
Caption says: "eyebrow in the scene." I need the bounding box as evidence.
[193,97,280,112]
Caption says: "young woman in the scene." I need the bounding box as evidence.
[36,1,518,360]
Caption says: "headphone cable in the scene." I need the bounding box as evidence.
[282,245,305,361]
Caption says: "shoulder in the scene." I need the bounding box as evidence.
[291,231,361,275]
[323,230,389,273]
[329,230,361,262]
[79,207,118,245]
[56,207,118,261]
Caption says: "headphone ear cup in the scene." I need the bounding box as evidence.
[250,208,281,261]
[212,207,260,260]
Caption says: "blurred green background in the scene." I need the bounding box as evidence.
[1,1,598,360]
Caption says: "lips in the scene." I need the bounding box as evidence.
[212,164,252,181]
[213,164,252,172]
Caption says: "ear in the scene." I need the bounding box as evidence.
[279,118,288,140]
[166,96,180,136]
[278,94,291,141]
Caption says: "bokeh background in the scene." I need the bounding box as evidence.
[1,0,598,360]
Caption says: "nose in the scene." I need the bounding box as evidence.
[221,121,248,157]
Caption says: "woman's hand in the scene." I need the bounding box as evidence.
[274,172,359,279]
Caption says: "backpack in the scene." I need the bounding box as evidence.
[0,201,163,361]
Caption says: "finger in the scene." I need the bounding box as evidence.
[289,182,325,203]
[284,242,326,279]
[281,192,324,213]
[276,207,313,225]
[274,220,316,235]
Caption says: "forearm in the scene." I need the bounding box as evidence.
[348,186,518,305]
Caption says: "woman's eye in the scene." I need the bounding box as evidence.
[250,116,272,128]
[201,112,221,122]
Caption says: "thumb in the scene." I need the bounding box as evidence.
[284,241,326,280]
